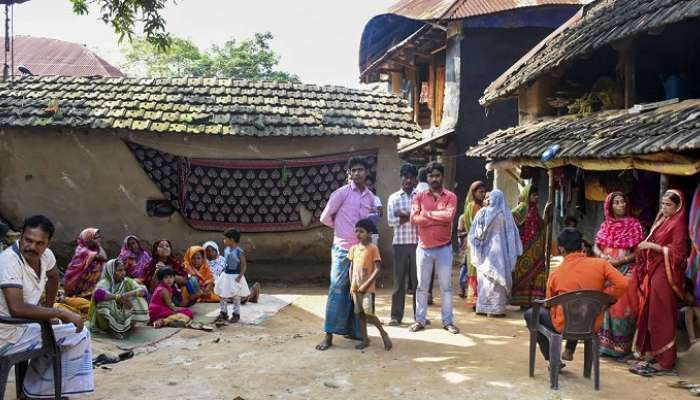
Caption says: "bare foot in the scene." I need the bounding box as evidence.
[153,319,165,329]
[381,332,392,351]
[355,339,370,350]
[315,334,333,351]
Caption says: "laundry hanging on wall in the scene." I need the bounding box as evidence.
[126,141,378,232]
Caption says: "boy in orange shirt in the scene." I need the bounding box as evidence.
[348,218,392,351]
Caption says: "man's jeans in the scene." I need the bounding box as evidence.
[416,244,453,326]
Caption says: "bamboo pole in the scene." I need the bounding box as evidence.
[544,169,556,274]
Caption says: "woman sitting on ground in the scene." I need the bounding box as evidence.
[203,241,226,278]
[182,245,219,303]
[88,259,149,338]
[149,267,194,328]
[64,228,108,298]
[142,239,188,298]
[118,235,152,281]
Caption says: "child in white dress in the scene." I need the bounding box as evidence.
[214,228,250,323]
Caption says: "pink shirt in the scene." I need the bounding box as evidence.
[320,182,375,250]
[410,188,457,249]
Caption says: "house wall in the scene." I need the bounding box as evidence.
[0,128,401,278]
[455,27,554,210]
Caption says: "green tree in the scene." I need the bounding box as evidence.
[70,0,173,50]
[122,32,300,82]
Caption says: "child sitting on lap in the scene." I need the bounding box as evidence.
[215,228,250,324]
[149,267,194,328]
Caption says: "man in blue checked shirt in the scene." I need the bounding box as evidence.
[387,164,419,326]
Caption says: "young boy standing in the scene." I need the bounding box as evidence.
[347,219,392,351]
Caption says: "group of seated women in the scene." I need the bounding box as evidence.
[55,230,260,338]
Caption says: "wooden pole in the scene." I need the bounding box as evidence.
[544,169,556,274]
[660,173,669,200]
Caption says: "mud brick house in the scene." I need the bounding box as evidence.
[0,76,419,270]
[470,0,700,242]
[359,0,586,211]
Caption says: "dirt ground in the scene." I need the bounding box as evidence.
[12,284,700,400]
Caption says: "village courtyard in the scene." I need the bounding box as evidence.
[12,279,692,400]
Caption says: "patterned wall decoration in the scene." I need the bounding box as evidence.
[126,141,378,232]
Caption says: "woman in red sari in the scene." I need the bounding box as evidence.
[594,192,644,359]
[633,189,689,374]
[142,239,188,302]
[64,228,108,298]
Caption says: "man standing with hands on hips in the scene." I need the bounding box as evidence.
[409,162,459,334]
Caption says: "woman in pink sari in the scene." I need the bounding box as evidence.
[632,190,689,375]
[64,228,108,298]
[117,235,151,281]
[594,192,645,359]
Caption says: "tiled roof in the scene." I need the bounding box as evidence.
[2,36,124,77]
[466,100,700,159]
[481,0,700,105]
[0,76,421,138]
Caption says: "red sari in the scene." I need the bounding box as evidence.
[635,190,689,369]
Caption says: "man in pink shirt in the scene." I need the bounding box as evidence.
[316,156,378,351]
[409,162,459,334]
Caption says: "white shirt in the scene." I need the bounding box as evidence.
[0,242,56,344]
[415,182,429,192]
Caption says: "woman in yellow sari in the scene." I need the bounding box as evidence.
[459,181,487,308]
[511,185,547,307]
[182,246,219,303]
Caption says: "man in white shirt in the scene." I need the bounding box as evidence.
[0,215,94,398]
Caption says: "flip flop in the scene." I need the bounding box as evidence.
[668,381,700,389]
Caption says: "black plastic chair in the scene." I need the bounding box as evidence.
[528,290,614,390]
[0,317,61,400]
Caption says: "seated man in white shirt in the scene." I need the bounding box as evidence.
[0,215,94,398]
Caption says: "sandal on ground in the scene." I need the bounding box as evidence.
[668,381,700,389]
[488,313,507,318]
[443,324,460,334]
[229,313,240,323]
[387,320,401,327]
[408,322,425,332]
[187,321,214,332]
[691,387,700,396]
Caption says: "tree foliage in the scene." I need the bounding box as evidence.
[70,0,173,50]
[122,32,299,82]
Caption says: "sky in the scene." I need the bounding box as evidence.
[10,0,397,88]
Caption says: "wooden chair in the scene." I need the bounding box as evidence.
[0,317,61,400]
[528,290,614,390]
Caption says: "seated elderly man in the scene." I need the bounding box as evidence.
[0,215,94,398]
[524,228,628,368]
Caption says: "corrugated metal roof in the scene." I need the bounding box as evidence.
[2,36,124,77]
[466,100,700,159]
[387,0,456,20]
[481,0,700,105]
[387,0,586,20]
